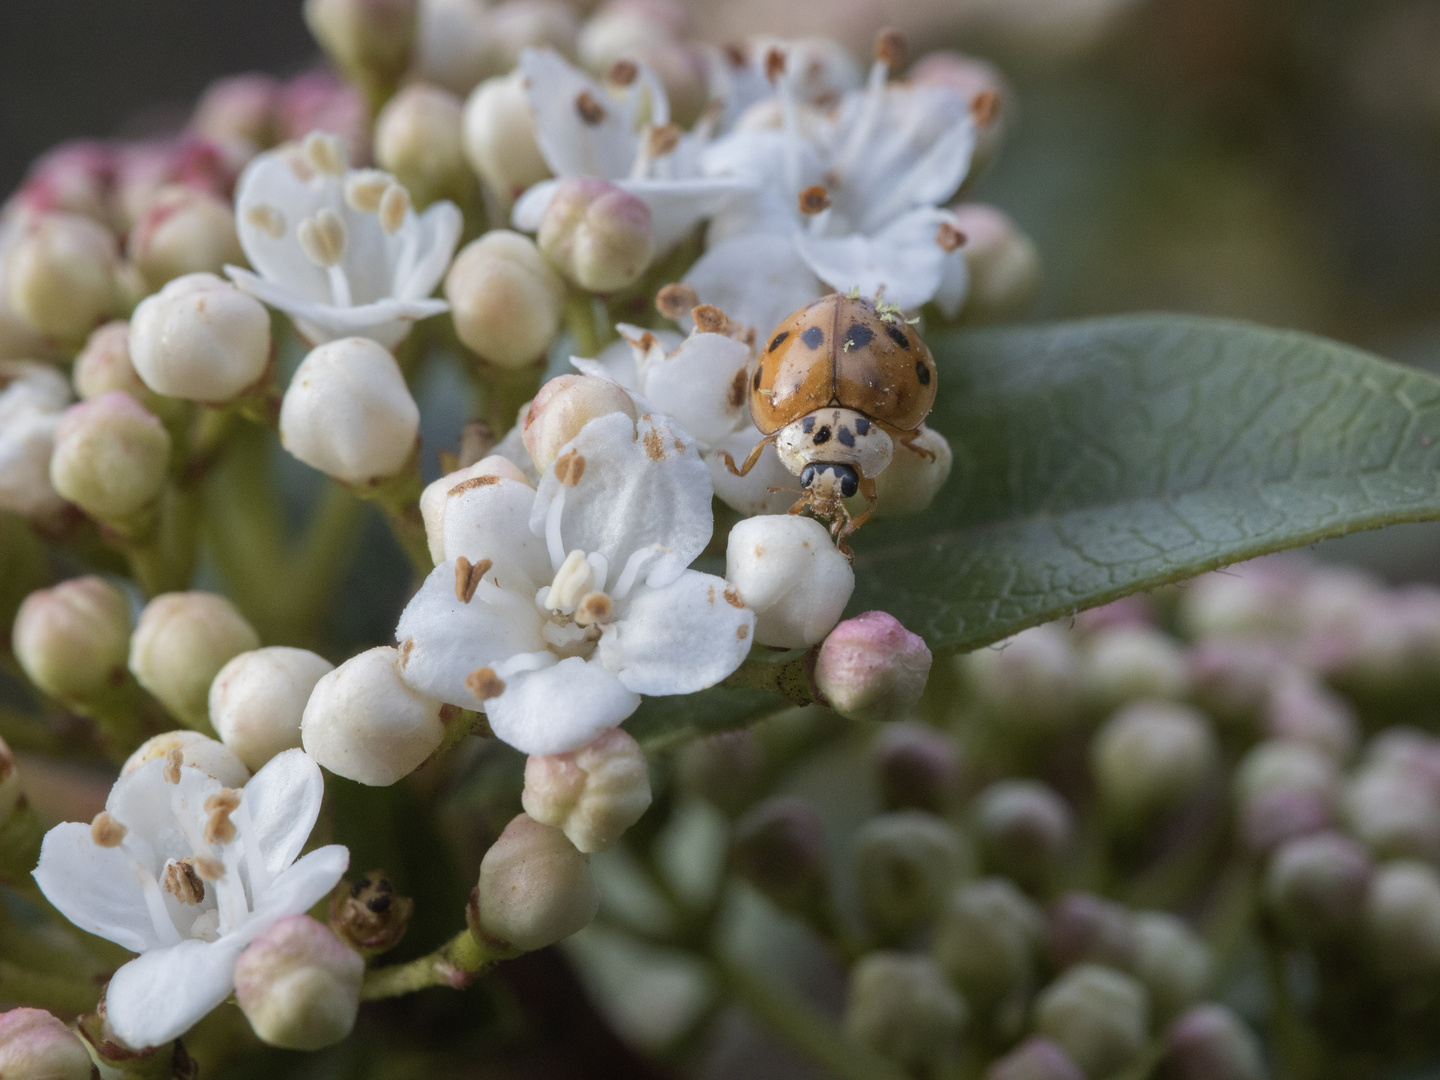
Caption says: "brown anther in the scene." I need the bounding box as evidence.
[876,28,907,69]
[646,124,682,158]
[193,855,225,880]
[691,304,729,334]
[723,586,745,609]
[656,283,698,319]
[554,449,586,487]
[575,592,614,626]
[454,556,492,603]
[764,47,787,84]
[163,860,206,905]
[607,59,638,86]
[723,42,747,67]
[798,185,831,215]
[936,222,966,253]
[575,91,607,125]
[90,812,127,848]
[466,667,506,701]
[728,367,749,409]
[164,747,183,785]
[971,90,1000,126]
[203,790,241,846]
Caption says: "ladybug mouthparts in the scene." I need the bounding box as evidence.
[800,462,860,500]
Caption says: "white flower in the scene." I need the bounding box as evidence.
[0,360,71,519]
[33,748,348,1050]
[511,49,752,253]
[687,51,978,331]
[227,134,462,348]
[395,410,754,755]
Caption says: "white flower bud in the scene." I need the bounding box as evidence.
[72,321,169,417]
[375,83,471,206]
[1344,762,1440,863]
[129,272,271,403]
[725,515,854,648]
[1034,964,1149,1080]
[304,0,419,93]
[1080,625,1188,711]
[0,1008,97,1080]
[302,646,447,785]
[1364,860,1440,979]
[0,363,71,520]
[210,647,335,771]
[49,393,171,522]
[957,624,1082,735]
[3,211,119,343]
[445,231,565,368]
[866,426,951,516]
[13,576,131,704]
[192,73,280,149]
[1130,911,1211,1024]
[462,72,551,208]
[522,727,652,852]
[419,454,531,563]
[234,914,364,1051]
[280,338,420,484]
[521,374,637,472]
[487,0,579,69]
[576,0,681,69]
[475,812,599,951]
[814,611,931,723]
[126,185,245,290]
[1091,702,1217,822]
[1234,739,1340,853]
[122,730,251,787]
[946,204,1039,325]
[844,952,966,1070]
[538,179,653,293]
[412,0,505,95]
[129,591,261,727]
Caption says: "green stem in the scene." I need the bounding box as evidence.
[117,483,202,596]
[359,928,504,1000]
[1261,926,1321,1080]
[565,290,602,359]
[0,959,100,1015]
[722,649,819,707]
[282,482,364,642]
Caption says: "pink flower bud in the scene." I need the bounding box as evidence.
[13,576,131,705]
[988,1036,1087,1080]
[538,178,653,293]
[3,211,120,343]
[844,952,966,1071]
[475,813,599,951]
[375,83,471,207]
[1364,860,1440,979]
[276,71,370,156]
[522,728,652,853]
[521,374,637,472]
[126,185,244,290]
[873,722,962,814]
[1047,891,1136,971]
[974,780,1072,888]
[49,393,171,522]
[814,611,931,724]
[445,231,565,368]
[944,204,1039,325]
[1262,670,1357,762]
[1265,831,1372,943]
[910,51,1008,170]
[10,141,115,226]
[191,74,281,151]
[0,1008,97,1080]
[234,915,364,1051]
[1161,1005,1266,1080]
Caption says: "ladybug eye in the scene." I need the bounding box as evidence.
[839,469,859,498]
[800,464,817,488]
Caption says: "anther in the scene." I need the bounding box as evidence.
[607,59,638,86]
[656,283,698,319]
[454,556,492,603]
[164,747,183,785]
[344,169,393,213]
[554,450,586,487]
[244,204,286,238]
[646,124,681,158]
[691,304,729,334]
[936,222,966,253]
[798,186,831,215]
[971,90,1000,126]
[764,47,787,84]
[90,811,127,848]
[875,28,907,69]
[723,42,747,67]
[575,91,607,125]
[203,789,241,846]
[285,149,316,182]
[163,859,205,905]
[466,667,507,701]
[298,209,347,267]
[575,592,614,626]
[193,855,225,880]
[379,184,411,234]
[304,131,349,175]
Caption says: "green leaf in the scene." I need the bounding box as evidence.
[628,684,786,754]
[850,313,1440,653]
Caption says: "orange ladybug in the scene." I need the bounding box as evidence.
[723,292,938,546]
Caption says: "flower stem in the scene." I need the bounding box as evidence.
[359,927,503,1000]
[722,649,819,706]
[565,291,602,359]
[357,463,433,579]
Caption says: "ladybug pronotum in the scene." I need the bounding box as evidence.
[723,292,938,548]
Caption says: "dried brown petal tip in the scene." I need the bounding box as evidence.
[607,59,638,86]
[575,91,607,125]
[876,29,907,69]
[936,222,966,252]
[466,667,507,700]
[656,283,699,319]
[90,811,127,848]
[799,185,831,215]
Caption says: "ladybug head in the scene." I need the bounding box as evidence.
[800,462,859,500]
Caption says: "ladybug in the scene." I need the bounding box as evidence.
[723,292,938,547]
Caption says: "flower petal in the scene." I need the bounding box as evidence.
[250,844,350,925]
[620,178,754,253]
[485,656,640,755]
[226,267,445,349]
[529,411,713,588]
[33,823,163,954]
[639,332,752,446]
[933,242,970,321]
[706,426,797,516]
[520,49,638,180]
[684,234,822,338]
[396,200,463,301]
[105,936,247,1049]
[232,151,333,304]
[108,759,221,869]
[600,570,754,695]
[792,207,949,311]
[441,475,552,589]
[241,748,324,876]
[512,179,561,233]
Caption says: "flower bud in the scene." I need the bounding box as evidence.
[1034,964,1150,1080]
[0,361,69,519]
[1091,702,1217,823]
[191,73,280,150]
[725,515,854,648]
[945,204,1039,325]
[522,727,652,852]
[330,869,414,954]
[72,321,170,418]
[1159,1004,1267,1080]
[1081,626,1188,712]
[3,212,119,342]
[412,0,504,95]
[1184,638,1286,730]
[732,795,828,910]
[462,72,551,208]
[1234,739,1339,853]
[11,141,114,225]
[304,0,419,95]
[0,1008,97,1080]
[446,230,565,368]
[1177,561,1302,641]
[1264,831,1372,943]
[538,179,653,292]
[933,878,1044,1011]
[1364,860,1440,979]
[129,272,271,403]
[475,812,599,951]
[210,647,335,771]
[419,454,532,563]
[375,83,472,207]
[844,952,966,1070]
[49,394,171,522]
[13,576,131,705]
[873,722,962,813]
[1344,761,1440,863]
[974,780,1073,888]
[280,338,420,485]
[957,624,1081,736]
[302,646,447,786]
[854,810,968,936]
[868,426,952,516]
[1048,892,1136,971]
[234,914,364,1051]
[675,729,764,815]
[988,1037,1088,1080]
[122,730,251,787]
[0,738,22,825]
[487,0,579,69]
[1131,912,1211,1024]
[126,185,244,290]
[522,374,638,472]
[814,611,932,723]
[129,591,261,728]
[1262,671,1357,762]
[275,71,370,153]
[911,52,1008,171]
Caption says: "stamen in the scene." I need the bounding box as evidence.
[379,183,410,234]
[575,91,607,125]
[193,855,225,880]
[656,283,698,319]
[798,185,831,215]
[244,204,286,238]
[344,169,393,212]
[936,222,966,253]
[285,149,315,182]
[133,860,184,947]
[164,748,183,785]
[553,449,586,487]
[455,556,492,603]
[163,859,205,905]
[764,47,786,84]
[545,549,593,611]
[230,798,268,896]
[545,486,567,570]
[304,131,349,175]
[586,551,609,594]
[297,209,347,268]
[875,28,907,69]
[90,812,126,848]
[692,304,730,334]
[466,667,506,701]
[645,124,681,159]
[971,90,1000,127]
[575,592,614,626]
[612,544,662,599]
[203,789,241,846]
[607,59,638,86]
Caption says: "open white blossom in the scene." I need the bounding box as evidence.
[33,749,347,1049]
[395,410,754,755]
[0,360,72,519]
[511,48,752,253]
[227,133,462,348]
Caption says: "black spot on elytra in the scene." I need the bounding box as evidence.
[802,415,815,433]
[844,323,875,350]
[854,416,870,435]
[814,425,831,445]
[838,426,855,447]
[885,323,909,348]
[768,330,789,352]
[753,365,762,390]
[916,359,931,385]
[802,325,825,349]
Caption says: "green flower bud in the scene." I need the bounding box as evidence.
[1081,627,1188,713]
[844,952,966,1070]
[1233,739,1339,853]
[72,321,175,420]
[1363,860,1440,980]
[873,722,963,814]
[1034,964,1150,1080]
[49,393,171,523]
[1345,762,1440,863]
[127,185,244,290]
[128,591,261,728]
[1130,912,1212,1023]
[1264,831,1372,943]
[305,0,418,97]
[375,83,472,207]
[675,729,764,817]
[974,780,1072,888]
[3,211,120,343]
[522,728,652,853]
[1159,1004,1267,1080]
[854,810,968,937]
[987,1036,1087,1080]
[0,1008,97,1080]
[13,576,131,705]
[1047,892,1136,971]
[234,915,364,1051]
[732,796,828,911]
[933,878,1044,1014]
[1092,702,1217,824]
[475,813,599,952]
[958,624,1081,737]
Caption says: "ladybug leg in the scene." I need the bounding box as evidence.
[890,425,937,462]
[717,434,776,477]
[843,475,878,536]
